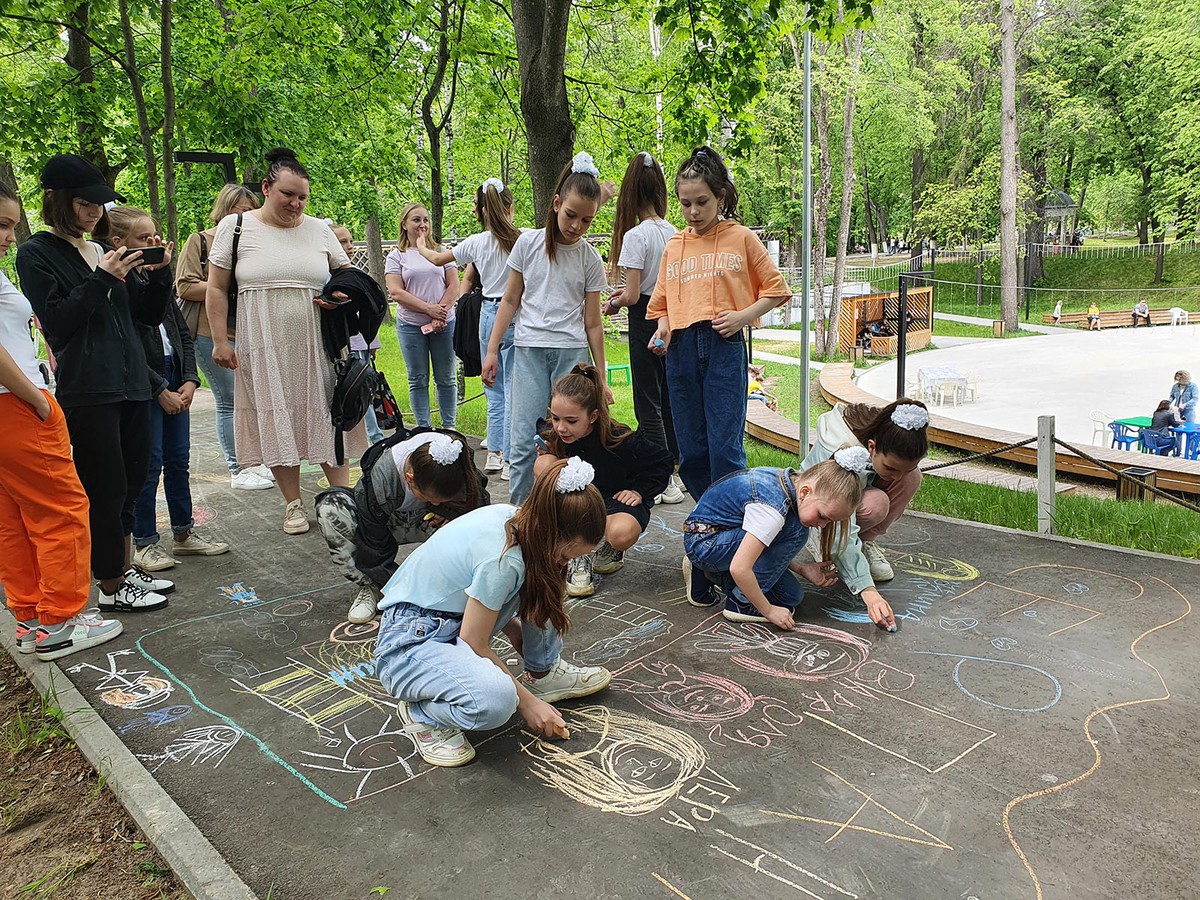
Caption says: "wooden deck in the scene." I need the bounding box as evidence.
[815,363,1200,496]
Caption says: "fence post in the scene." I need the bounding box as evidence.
[1037,415,1056,535]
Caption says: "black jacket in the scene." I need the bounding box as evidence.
[15,231,171,407]
[539,419,673,504]
[320,267,388,361]
[136,288,200,396]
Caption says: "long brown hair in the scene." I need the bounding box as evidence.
[794,458,865,562]
[476,181,520,254]
[544,159,601,262]
[505,458,606,634]
[841,398,929,462]
[546,364,631,453]
[609,152,668,280]
[404,430,483,517]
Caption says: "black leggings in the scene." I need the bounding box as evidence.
[64,401,151,581]
[627,293,678,459]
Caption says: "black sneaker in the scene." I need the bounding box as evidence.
[98,580,170,613]
[123,565,175,595]
[684,557,722,608]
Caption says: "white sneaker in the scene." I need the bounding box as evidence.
[521,658,612,703]
[247,464,276,482]
[99,580,169,613]
[133,543,176,572]
[484,450,503,474]
[283,499,310,534]
[231,470,273,490]
[656,474,685,505]
[172,530,230,556]
[35,609,123,661]
[15,618,38,654]
[347,585,380,624]
[862,541,895,582]
[123,565,175,595]
[480,438,489,451]
[566,555,598,598]
[396,701,476,767]
[500,462,511,482]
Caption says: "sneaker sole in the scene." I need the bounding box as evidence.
[283,521,311,535]
[16,642,36,655]
[347,606,377,624]
[36,622,125,661]
[415,743,477,767]
[870,568,896,582]
[565,583,597,598]
[173,546,231,556]
[722,608,770,623]
[232,480,274,490]
[658,493,685,504]
[528,668,613,703]
[592,560,624,575]
[99,597,170,613]
[133,557,176,571]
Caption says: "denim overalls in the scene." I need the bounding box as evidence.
[683,467,808,611]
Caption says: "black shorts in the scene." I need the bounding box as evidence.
[605,496,653,531]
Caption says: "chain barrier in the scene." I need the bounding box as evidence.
[1052,438,1200,514]
[920,438,1037,472]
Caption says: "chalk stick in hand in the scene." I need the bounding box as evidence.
[554,725,571,740]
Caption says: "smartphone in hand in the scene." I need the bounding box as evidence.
[122,246,166,266]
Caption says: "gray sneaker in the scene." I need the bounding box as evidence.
[862,541,895,581]
[592,540,624,574]
[132,542,176,572]
[35,609,124,661]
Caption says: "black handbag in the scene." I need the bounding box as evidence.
[225,213,243,328]
[372,368,402,431]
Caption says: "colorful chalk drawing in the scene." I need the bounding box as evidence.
[117,704,193,735]
[693,622,872,682]
[136,724,244,772]
[574,620,672,665]
[68,649,175,710]
[218,581,261,607]
[910,651,1063,713]
[299,715,425,800]
[951,580,1103,637]
[886,550,980,581]
[520,705,708,816]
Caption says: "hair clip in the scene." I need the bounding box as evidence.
[833,446,872,474]
[483,177,505,194]
[556,457,595,493]
[571,152,600,178]
[891,404,930,431]
[428,434,463,465]
[640,152,655,168]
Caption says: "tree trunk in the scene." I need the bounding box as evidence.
[861,164,878,257]
[161,0,177,246]
[909,13,927,270]
[998,0,1020,333]
[420,0,452,241]
[365,213,387,291]
[1073,176,1088,236]
[827,31,864,357]
[1136,164,1152,245]
[810,44,834,355]
[65,3,113,179]
[117,0,160,220]
[0,157,31,243]
[512,0,575,221]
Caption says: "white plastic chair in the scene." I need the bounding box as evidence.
[1090,410,1111,446]
[962,373,981,403]
[1170,307,1189,327]
[935,380,960,407]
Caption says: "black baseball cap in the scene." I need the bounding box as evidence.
[39,154,126,205]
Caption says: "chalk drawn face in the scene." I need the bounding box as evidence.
[694,623,871,682]
[100,676,174,710]
[614,663,756,723]
[606,743,678,790]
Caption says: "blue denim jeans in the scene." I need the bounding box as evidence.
[684,523,807,611]
[194,334,238,474]
[508,346,590,503]
[374,596,562,731]
[133,356,194,547]
[666,322,748,499]
[351,349,385,444]
[396,321,457,429]
[479,299,515,459]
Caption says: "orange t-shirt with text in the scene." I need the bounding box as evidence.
[646,221,791,330]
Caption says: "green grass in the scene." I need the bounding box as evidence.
[931,319,1040,339]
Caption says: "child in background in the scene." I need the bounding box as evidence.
[533,364,672,597]
[799,399,930,631]
[418,180,524,480]
[1087,302,1100,330]
[1052,299,1062,325]
[332,224,384,444]
[684,451,866,628]
[316,430,488,624]
[647,146,792,605]
[105,206,230,574]
[374,457,612,767]
[604,152,683,504]
[482,152,611,504]
[0,181,124,660]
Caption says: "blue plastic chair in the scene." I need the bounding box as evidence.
[1138,428,1175,456]
[1109,422,1139,451]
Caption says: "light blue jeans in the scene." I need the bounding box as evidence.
[194,334,238,474]
[396,321,457,429]
[479,299,515,459]
[374,596,562,731]
[508,346,590,503]
[351,349,385,444]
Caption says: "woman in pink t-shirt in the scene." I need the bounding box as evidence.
[385,204,461,428]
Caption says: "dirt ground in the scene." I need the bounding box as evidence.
[0,652,187,900]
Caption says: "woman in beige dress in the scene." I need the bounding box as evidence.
[204,147,366,534]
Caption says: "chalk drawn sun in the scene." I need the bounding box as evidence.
[298,715,421,801]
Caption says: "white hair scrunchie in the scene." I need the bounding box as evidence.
[640,151,655,168]
[571,151,600,178]
[428,434,463,465]
[556,457,595,493]
[483,177,505,194]
[833,446,872,474]
[891,404,930,431]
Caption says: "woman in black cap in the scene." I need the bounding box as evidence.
[14,153,174,613]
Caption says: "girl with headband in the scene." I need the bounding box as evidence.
[315,430,487,624]
[683,451,867,629]
[800,398,932,630]
[374,457,612,767]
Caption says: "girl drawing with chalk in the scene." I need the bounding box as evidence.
[683,450,867,629]
[374,457,613,767]
[799,399,931,632]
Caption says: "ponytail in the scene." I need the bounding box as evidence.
[609,152,668,280]
[476,181,520,254]
[841,398,930,462]
[675,145,739,220]
[544,153,602,262]
[547,364,632,452]
[796,458,865,562]
[506,458,606,633]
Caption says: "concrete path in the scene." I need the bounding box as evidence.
[934,311,1065,335]
[5,398,1198,899]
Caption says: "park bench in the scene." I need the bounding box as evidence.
[1042,307,1178,328]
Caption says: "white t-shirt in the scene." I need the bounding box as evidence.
[617,219,676,296]
[741,502,787,547]
[159,324,174,358]
[507,230,608,348]
[454,230,515,299]
[0,271,46,394]
[390,432,439,512]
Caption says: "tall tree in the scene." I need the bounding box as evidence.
[998,0,1020,331]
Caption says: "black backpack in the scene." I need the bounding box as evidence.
[330,352,377,465]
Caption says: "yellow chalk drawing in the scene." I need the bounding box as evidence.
[761,762,952,850]
[887,551,979,582]
[651,873,694,900]
[521,705,707,816]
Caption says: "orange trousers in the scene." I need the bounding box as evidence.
[0,391,91,625]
